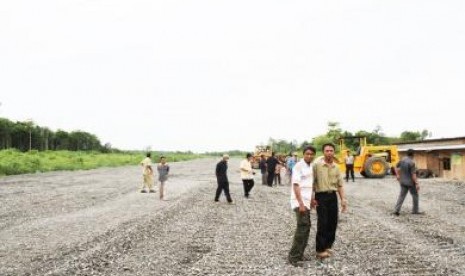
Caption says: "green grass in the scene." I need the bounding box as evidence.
[0,149,203,176]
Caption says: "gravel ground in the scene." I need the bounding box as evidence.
[0,158,464,275]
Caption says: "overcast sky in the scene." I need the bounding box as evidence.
[1,1,464,152]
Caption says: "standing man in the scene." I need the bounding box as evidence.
[266,152,278,187]
[140,152,155,193]
[157,156,170,200]
[215,154,233,203]
[288,146,316,266]
[345,150,355,182]
[393,149,422,216]
[274,158,283,186]
[312,143,348,259]
[240,153,255,198]
[287,152,297,174]
[286,152,298,185]
[259,155,267,185]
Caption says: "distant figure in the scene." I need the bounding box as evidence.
[215,154,233,203]
[274,160,282,186]
[157,156,170,200]
[345,151,355,182]
[280,158,289,185]
[287,153,298,174]
[393,149,422,216]
[140,153,155,193]
[286,153,298,186]
[266,152,279,187]
[288,146,316,266]
[240,153,255,198]
[312,143,348,259]
[259,155,268,185]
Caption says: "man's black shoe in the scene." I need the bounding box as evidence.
[392,212,400,216]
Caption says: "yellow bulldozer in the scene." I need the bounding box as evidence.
[252,145,272,169]
[336,136,400,178]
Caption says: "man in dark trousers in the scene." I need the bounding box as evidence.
[266,152,278,187]
[215,154,233,203]
[345,150,355,182]
[312,143,348,259]
[393,149,422,216]
[240,153,255,198]
[288,146,316,266]
[259,155,267,185]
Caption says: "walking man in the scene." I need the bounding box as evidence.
[259,155,267,185]
[215,154,233,203]
[312,143,348,259]
[240,153,255,198]
[288,146,316,266]
[393,149,422,216]
[266,152,278,187]
[157,156,170,200]
[140,153,155,193]
[274,158,283,186]
[345,150,355,182]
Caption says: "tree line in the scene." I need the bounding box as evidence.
[265,122,430,154]
[0,117,111,152]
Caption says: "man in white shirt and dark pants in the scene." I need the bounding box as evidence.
[345,150,355,182]
[288,146,316,266]
[240,153,255,198]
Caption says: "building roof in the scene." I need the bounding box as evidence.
[398,144,465,152]
[396,136,465,145]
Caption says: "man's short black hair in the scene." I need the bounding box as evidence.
[146,152,151,157]
[302,145,316,154]
[322,143,336,152]
[246,153,253,158]
[407,149,414,157]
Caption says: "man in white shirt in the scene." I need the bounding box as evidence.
[345,150,355,182]
[288,146,316,266]
[240,153,255,198]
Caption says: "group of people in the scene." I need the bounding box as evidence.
[213,144,422,266]
[212,144,349,264]
[258,152,299,187]
[213,153,257,203]
[288,144,348,264]
[142,145,421,266]
[140,153,170,200]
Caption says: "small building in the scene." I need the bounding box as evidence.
[396,137,465,181]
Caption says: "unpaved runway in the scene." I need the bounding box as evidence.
[0,158,464,275]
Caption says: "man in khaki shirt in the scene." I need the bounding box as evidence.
[312,143,348,259]
[140,153,155,193]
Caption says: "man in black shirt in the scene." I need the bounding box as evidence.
[266,152,278,187]
[259,155,267,185]
[215,154,233,203]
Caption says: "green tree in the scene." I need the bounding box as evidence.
[69,131,102,151]
[54,130,70,150]
[400,131,422,142]
[310,122,343,152]
[0,118,14,149]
